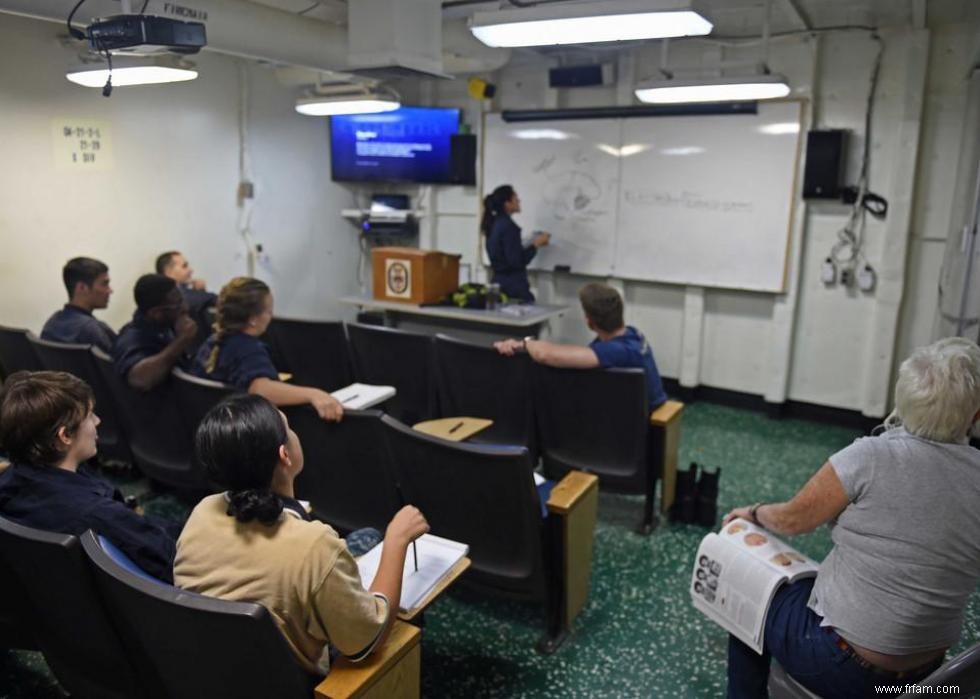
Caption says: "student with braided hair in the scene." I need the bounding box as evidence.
[191,277,343,422]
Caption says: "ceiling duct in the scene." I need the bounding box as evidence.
[347,0,451,80]
[0,0,508,75]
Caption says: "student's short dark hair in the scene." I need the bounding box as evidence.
[155,251,180,275]
[0,371,93,466]
[195,394,288,525]
[133,274,177,312]
[578,283,624,333]
[62,257,108,298]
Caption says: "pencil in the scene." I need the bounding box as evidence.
[412,539,419,572]
[448,421,465,434]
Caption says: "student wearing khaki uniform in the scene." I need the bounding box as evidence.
[174,394,428,676]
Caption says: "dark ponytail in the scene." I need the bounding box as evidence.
[195,394,289,524]
[225,490,284,525]
[480,184,516,235]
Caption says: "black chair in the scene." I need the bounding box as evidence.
[0,517,140,698]
[287,406,401,534]
[0,556,35,650]
[433,333,536,452]
[92,348,206,492]
[172,367,238,447]
[264,317,353,392]
[534,365,659,533]
[80,531,311,699]
[379,415,545,600]
[904,642,980,697]
[347,323,435,425]
[0,325,41,379]
[29,336,133,464]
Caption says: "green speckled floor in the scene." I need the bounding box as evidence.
[4,402,980,698]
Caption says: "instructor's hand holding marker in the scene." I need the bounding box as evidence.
[532,231,551,248]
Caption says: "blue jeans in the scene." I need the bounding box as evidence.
[727,579,942,699]
[345,527,382,557]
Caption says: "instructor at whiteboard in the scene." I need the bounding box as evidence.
[482,184,551,302]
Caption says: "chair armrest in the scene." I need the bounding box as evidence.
[649,399,684,427]
[315,621,421,699]
[545,470,599,630]
[547,471,599,515]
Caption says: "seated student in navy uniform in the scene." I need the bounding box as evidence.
[0,371,179,582]
[156,250,217,351]
[155,250,217,314]
[192,277,344,422]
[41,257,116,353]
[113,274,198,392]
[495,282,667,410]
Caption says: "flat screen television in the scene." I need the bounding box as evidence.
[330,107,461,184]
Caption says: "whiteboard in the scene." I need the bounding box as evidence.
[482,101,804,292]
[482,116,621,276]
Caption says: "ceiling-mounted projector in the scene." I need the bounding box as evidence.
[86,14,206,55]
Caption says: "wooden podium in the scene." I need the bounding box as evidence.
[372,248,460,305]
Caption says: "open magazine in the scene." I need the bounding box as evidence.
[690,518,820,654]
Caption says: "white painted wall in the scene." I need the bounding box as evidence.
[418,18,978,417]
[2,9,977,418]
[0,13,362,333]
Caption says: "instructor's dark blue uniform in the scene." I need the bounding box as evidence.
[486,213,537,302]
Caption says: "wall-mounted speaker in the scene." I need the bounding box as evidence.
[449,133,477,186]
[803,129,848,199]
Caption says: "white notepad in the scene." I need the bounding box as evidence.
[332,383,396,410]
[356,533,469,612]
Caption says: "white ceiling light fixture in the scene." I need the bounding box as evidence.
[469,0,712,48]
[634,74,791,104]
[295,83,400,117]
[66,55,198,89]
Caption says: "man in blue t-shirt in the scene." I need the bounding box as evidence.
[494,282,667,410]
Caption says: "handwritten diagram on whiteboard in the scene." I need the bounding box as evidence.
[482,116,620,277]
[482,101,803,292]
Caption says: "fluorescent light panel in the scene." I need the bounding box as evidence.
[66,64,197,87]
[295,97,400,116]
[470,0,712,48]
[634,75,790,104]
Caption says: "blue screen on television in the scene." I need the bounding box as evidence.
[330,107,460,183]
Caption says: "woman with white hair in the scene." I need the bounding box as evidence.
[724,337,980,698]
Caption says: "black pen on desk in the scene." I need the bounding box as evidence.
[344,394,359,403]
[412,539,419,572]
[448,421,465,434]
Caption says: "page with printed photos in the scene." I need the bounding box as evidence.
[718,518,819,582]
[690,520,820,654]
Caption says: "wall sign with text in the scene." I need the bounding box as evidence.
[51,119,113,171]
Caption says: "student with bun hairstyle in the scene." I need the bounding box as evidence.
[174,394,428,676]
[482,184,550,302]
[192,277,343,422]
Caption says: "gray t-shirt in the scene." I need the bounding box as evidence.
[808,428,980,654]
